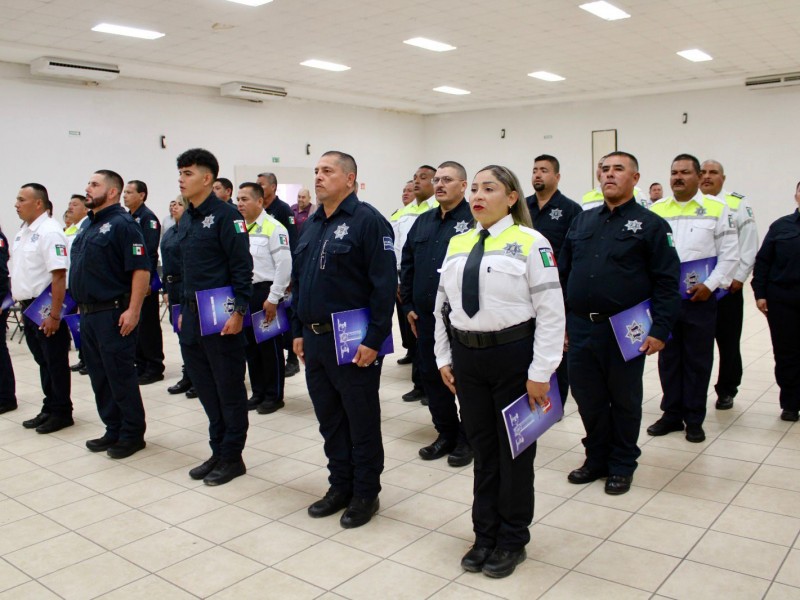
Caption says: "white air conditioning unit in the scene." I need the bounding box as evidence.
[745,72,800,90]
[221,81,287,102]
[30,56,120,82]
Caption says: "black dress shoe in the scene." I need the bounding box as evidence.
[203,458,246,486]
[70,360,85,372]
[419,436,457,460]
[420,396,429,406]
[285,361,300,377]
[22,413,50,429]
[0,402,18,415]
[86,435,118,452]
[715,395,734,410]
[35,414,74,434]
[308,489,352,518]
[567,465,608,484]
[396,353,413,365]
[185,388,198,399]
[138,373,165,386]
[340,496,379,529]
[482,548,526,578]
[168,378,192,395]
[685,425,706,443]
[107,439,146,459]
[461,546,494,572]
[646,418,684,437]
[79,366,89,375]
[781,410,800,422]
[402,388,426,402]
[189,457,220,480]
[448,442,474,467]
[256,399,285,415]
[605,474,633,495]
[247,395,264,410]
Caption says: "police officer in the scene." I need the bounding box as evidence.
[0,225,17,414]
[11,184,73,434]
[177,148,253,486]
[526,154,582,408]
[699,160,759,410]
[393,165,437,403]
[559,152,681,494]
[70,170,150,458]
[161,196,192,396]
[434,165,564,578]
[292,151,395,529]
[212,177,235,205]
[583,159,648,209]
[123,180,165,385]
[65,194,89,374]
[393,180,417,366]
[648,154,738,443]
[400,161,474,467]
[752,182,800,422]
[237,182,291,415]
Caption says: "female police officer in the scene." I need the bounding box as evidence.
[434,165,564,578]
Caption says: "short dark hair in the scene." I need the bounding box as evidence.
[238,182,264,199]
[534,154,560,174]
[215,177,233,192]
[71,194,86,202]
[128,180,148,201]
[95,170,124,193]
[322,151,358,178]
[604,151,639,172]
[177,148,219,179]
[21,183,50,206]
[418,165,437,175]
[672,153,701,175]
[257,172,277,187]
[437,161,467,180]
[649,182,661,190]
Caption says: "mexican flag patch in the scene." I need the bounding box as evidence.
[233,220,246,233]
[539,247,557,267]
[55,244,67,257]
[149,220,158,229]
[278,233,289,246]
[132,244,145,256]
[667,232,675,247]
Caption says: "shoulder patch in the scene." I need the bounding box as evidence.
[149,220,158,229]
[731,192,744,199]
[539,247,557,267]
[132,243,145,256]
[55,244,67,257]
[233,220,246,233]
[667,232,675,247]
[383,236,394,251]
[279,233,289,246]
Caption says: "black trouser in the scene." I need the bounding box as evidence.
[244,282,285,403]
[82,308,145,441]
[567,313,645,476]
[555,351,569,408]
[397,298,421,389]
[658,297,717,427]
[23,314,72,417]
[416,313,465,444]
[714,290,744,398]
[303,328,384,499]
[166,283,191,386]
[181,308,248,461]
[0,309,17,406]
[282,301,297,364]
[766,293,800,411]
[135,292,164,377]
[453,334,535,551]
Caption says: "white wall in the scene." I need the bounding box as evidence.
[0,62,425,235]
[424,85,800,236]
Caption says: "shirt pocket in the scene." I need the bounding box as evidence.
[611,231,644,263]
[566,228,593,260]
[774,229,800,255]
[324,241,352,274]
[486,258,528,305]
[250,237,270,257]
[686,220,715,252]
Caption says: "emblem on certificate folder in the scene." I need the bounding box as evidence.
[625,320,645,344]
[38,304,51,321]
[684,270,699,288]
[222,297,235,315]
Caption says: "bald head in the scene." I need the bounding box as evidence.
[699,159,726,196]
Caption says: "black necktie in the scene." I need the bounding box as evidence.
[462,229,490,318]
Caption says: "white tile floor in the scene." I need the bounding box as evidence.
[1,295,799,599]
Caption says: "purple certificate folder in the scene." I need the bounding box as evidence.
[252,303,289,343]
[609,299,654,362]
[171,304,181,333]
[679,257,717,298]
[195,286,250,336]
[64,313,81,350]
[501,373,563,459]
[22,284,77,327]
[150,272,162,292]
[1,292,13,311]
[331,307,394,366]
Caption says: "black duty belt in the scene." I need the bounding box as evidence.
[164,274,181,283]
[253,280,273,290]
[452,319,535,349]
[572,311,612,323]
[79,296,129,315]
[305,322,332,335]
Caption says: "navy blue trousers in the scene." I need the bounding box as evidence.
[23,314,72,417]
[714,290,744,398]
[245,283,285,403]
[135,292,164,377]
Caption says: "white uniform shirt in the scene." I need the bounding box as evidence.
[248,211,292,304]
[718,190,759,284]
[433,214,565,382]
[10,213,69,300]
[392,197,437,269]
[650,190,739,292]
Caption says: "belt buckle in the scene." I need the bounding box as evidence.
[311,323,324,334]
[589,312,600,323]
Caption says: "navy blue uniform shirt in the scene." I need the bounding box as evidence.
[177,193,253,313]
[159,219,183,303]
[0,229,9,299]
[559,198,681,341]
[752,209,800,301]
[399,198,473,316]
[526,190,583,257]
[266,196,298,251]
[69,204,150,303]
[131,203,161,274]
[291,192,395,350]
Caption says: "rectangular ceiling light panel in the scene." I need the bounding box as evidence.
[91,23,164,39]
[579,1,630,21]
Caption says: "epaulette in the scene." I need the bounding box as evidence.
[731,192,745,199]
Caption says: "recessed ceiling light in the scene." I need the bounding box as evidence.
[403,37,456,52]
[225,0,273,5]
[579,1,630,21]
[433,86,470,95]
[677,49,713,62]
[528,71,566,82]
[300,59,350,72]
[91,23,164,40]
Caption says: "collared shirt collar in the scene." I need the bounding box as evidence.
[309,192,358,222]
[532,189,563,208]
[792,208,800,222]
[24,212,49,232]
[189,193,220,217]
[249,210,267,229]
[599,197,637,216]
[666,188,706,207]
[439,198,469,220]
[477,213,514,237]
[88,203,125,223]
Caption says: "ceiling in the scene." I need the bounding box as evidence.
[0,0,798,114]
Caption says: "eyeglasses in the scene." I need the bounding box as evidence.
[432,176,463,185]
